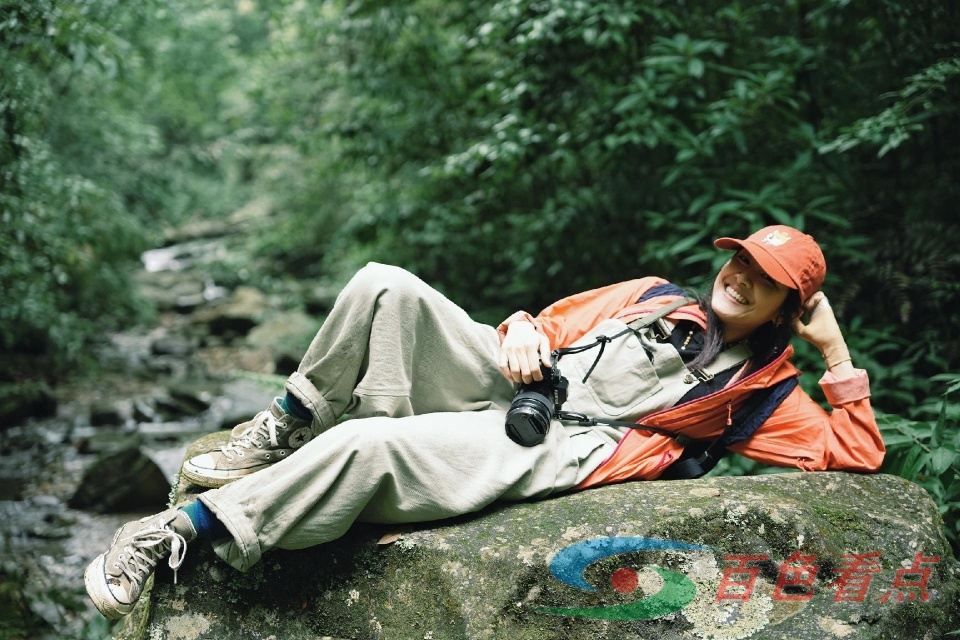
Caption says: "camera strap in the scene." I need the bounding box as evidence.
[553,296,698,439]
[556,375,800,467]
[556,410,695,442]
[554,297,695,384]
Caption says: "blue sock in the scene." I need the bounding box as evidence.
[179,501,229,541]
[279,392,311,421]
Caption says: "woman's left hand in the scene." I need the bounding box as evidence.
[793,292,852,371]
[793,292,844,351]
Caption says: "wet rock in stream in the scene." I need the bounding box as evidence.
[67,435,170,513]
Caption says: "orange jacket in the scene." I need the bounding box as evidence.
[497,277,885,489]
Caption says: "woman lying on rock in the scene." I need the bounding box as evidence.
[85,225,884,620]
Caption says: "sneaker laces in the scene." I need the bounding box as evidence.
[116,525,189,587]
[220,411,281,459]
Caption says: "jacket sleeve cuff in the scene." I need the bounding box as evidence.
[819,368,871,406]
[496,310,538,343]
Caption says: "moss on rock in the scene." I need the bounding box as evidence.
[130,465,958,639]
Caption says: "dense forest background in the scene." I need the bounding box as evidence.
[2,0,959,554]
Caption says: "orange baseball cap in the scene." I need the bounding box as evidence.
[714,225,826,302]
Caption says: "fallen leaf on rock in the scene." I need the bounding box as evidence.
[378,531,404,545]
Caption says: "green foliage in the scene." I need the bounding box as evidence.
[876,376,960,552]
[0,0,254,364]
[1,0,151,360]
[251,0,960,360]
[819,56,960,158]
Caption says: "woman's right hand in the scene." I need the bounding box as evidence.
[499,321,552,384]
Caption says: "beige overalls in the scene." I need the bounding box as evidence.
[200,263,746,572]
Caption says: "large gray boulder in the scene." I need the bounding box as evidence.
[114,450,959,639]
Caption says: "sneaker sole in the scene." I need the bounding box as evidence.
[180,463,272,489]
[84,554,132,621]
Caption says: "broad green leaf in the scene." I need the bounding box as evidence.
[930,447,959,476]
[881,434,918,447]
[669,233,705,255]
[614,93,646,114]
[687,193,713,215]
[642,55,686,68]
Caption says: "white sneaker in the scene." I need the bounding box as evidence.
[182,398,313,488]
[84,508,196,620]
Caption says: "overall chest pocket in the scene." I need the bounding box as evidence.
[563,319,663,418]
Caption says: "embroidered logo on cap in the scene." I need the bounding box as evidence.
[762,230,791,246]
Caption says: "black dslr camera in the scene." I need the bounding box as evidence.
[504,356,568,447]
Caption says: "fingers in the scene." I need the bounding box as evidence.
[810,294,839,327]
[499,324,549,384]
[802,291,827,314]
[797,292,833,329]
[499,349,521,382]
[794,290,846,352]
[813,293,829,313]
[540,334,552,369]
[501,349,540,384]
[792,315,807,337]
[794,292,828,339]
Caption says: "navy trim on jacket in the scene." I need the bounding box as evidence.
[637,283,686,302]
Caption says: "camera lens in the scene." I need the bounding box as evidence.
[505,390,553,446]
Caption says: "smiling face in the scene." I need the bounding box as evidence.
[711,251,792,343]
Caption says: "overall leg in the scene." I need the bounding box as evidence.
[199,411,615,572]
[184,262,518,487]
[286,262,516,431]
[86,413,614,618]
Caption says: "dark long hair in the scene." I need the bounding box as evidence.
[687,289,802,376]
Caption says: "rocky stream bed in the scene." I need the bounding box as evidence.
[0,208,339,640]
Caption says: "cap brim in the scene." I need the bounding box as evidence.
[714,237,799,292]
